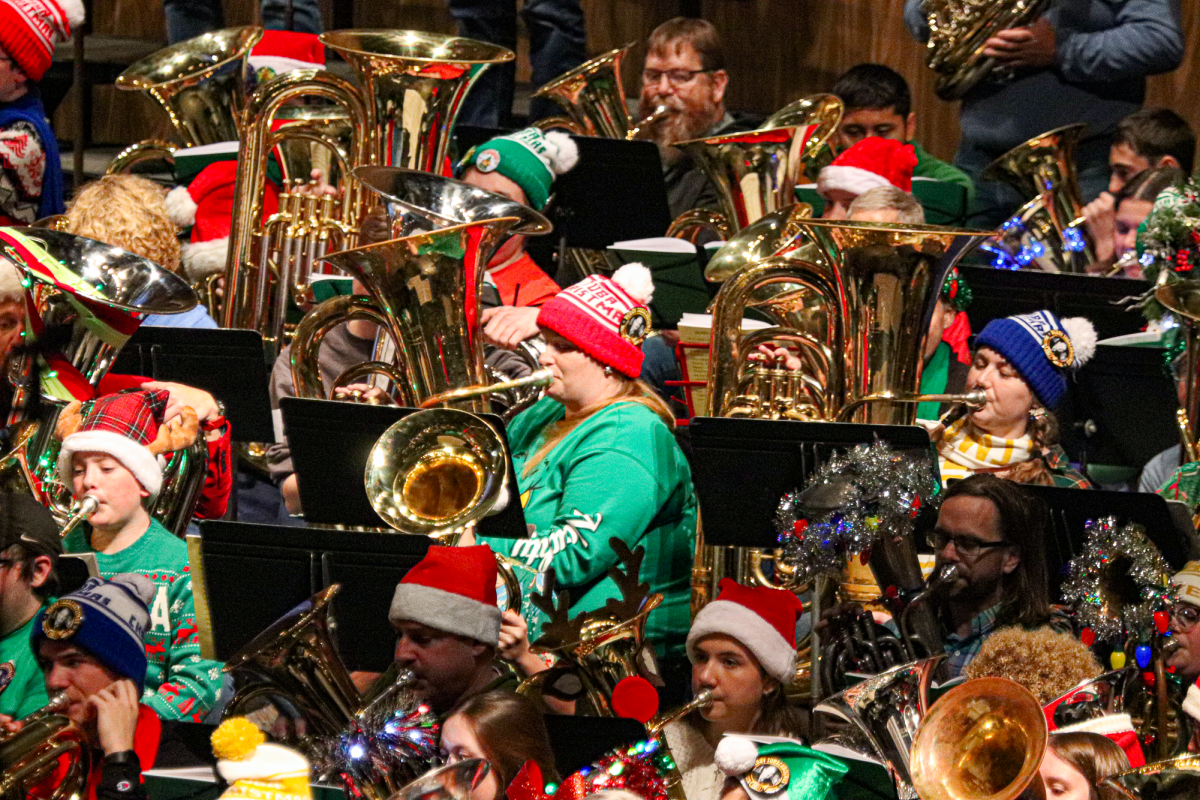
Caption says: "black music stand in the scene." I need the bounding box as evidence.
[280,397,528,538]
[688,417,937,548]
[542,716,649,777]
[111,328,274,442]
[1020,485,1197,597]
[193,520,431,671]
[960,267,1148,341]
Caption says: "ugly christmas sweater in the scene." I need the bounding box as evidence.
[63,519,223,721]
[481,397,697,658]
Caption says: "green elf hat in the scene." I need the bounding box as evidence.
[463,127,579,210]
[716,736,848,800]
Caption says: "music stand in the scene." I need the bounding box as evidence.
[688,417,937,548]
[111,327,274,442]
[541,716,648,777]
[190,520,432,671]
[1019,485,1197,597]
[960,267,1148,341]
[280,397,529,537]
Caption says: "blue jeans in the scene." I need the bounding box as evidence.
[163,0,322,44]
[448,0,587,127]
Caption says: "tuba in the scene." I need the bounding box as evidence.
[109,27,263,173]
[0,229,201,529]
[1154,280,1200,465]
[532,43,637,138]
[979,124,1096,273]
[923,0,1053,101]
[0,693,90,800]
[909,677,1048,800]
[220,30,514,350]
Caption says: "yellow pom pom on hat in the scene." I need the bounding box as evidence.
[212,718,312,800]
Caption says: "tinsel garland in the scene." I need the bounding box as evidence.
[1132,178,1200,320]
[307,700,440,795]
[1060,516,1173,642]
[552,738,675,800]
[774,441,939,583]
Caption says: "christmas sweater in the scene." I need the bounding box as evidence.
[480,397,697,658]
[63,519,223,721]
[0,612,48,718]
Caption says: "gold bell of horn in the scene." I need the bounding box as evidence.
[0,692,90,800]
[532,43,636,138]
[910,677,1048,800]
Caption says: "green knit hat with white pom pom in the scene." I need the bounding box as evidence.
[466,127,579,209]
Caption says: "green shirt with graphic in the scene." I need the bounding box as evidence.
[481,397,698,658]
[0,613,48,718]
[63,518,223,721]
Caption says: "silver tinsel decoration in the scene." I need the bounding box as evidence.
[775,441,940,582]
[1060,516,1173,642]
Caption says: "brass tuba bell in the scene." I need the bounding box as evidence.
[1154,279,1200,464]
[532,43,637,138]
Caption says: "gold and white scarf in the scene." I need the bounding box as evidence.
[936,417,1035,484]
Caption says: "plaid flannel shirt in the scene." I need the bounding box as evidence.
[1043,445,1093,489]
[943,603,1000,679]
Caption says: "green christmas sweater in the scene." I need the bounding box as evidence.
[481,397,698,658]
[0,613,48,718]
[63,519,223,721]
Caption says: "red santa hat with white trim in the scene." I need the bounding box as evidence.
[686,578,805,684]
[388,544,502,646]
[817,136,917,198]
[249,29,325,80]
[0,0,85,82]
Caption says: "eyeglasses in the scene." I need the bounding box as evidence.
[641,68,712,88]
[930,530,1012,558]
[1170,604,1200,632]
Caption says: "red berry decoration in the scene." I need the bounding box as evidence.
[1080,628,1095,647]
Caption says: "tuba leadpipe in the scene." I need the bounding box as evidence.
[58,495,98,539]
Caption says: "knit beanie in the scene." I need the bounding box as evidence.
[212,717,312,800]
[466,127,579,210]
[686,578,805,684]
[536,263,654,379]
[56,388,172,498]
[817,136,917,197]
[1173,561,1200,608]
[0,0,84,82]
[248,29,324,81]
[715,737,848,800]
[973,310,1098,409]
[32,574,153,688]
[389,544,502,646]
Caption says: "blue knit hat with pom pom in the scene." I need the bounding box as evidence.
[973,310,1097,409]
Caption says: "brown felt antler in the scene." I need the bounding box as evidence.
[146,407,200,455]
[54,401,84,440]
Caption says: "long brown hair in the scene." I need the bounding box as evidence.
[523,378,674,476]
[1047,732,1130,800]
[1002,403,1061,486]
[451,691,559,798]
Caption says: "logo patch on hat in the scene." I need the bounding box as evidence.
[745,756,790,795]
[619,307,651,345]
[1041,330,1074,368]
[476,149,501,173]
[0,661,14,694]
[42,599,84,640]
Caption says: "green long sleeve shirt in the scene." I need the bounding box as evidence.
[912,141,976,206]
[481,397,698,658]
[0,613,48,718]
[63,519,223,721]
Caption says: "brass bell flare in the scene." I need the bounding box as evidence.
[704,203,814,283]
[386,758,490,800]
[531,43,636,138]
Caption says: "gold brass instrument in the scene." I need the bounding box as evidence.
[532,43,637,138]
[108,27,264,173]
[1155,280,1200,469]
[979,124,1096,273]
[646,690,715,800]
[0,692,90,800]
[221,31,514,345]
[909,677,1048,800]
[0,229,200,529]
[386,760,489,800]
[1103,755,1200,800]
[923,0,1053,101]
[814,656,944,800]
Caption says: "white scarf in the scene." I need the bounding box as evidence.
[937,417,1035,484]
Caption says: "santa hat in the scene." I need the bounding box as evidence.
[974,310,1097,409]
[165,152,281,282]
[465,127,579,209]
[536,263,654,379]
[0,0,85,82]
[249,30,324,80]
[686,578,805,684]
[212,717,312,800]
[715,737,848,800]
[1052,715,1146,769]
[56,389,171,498]
[817,137,917,198]
[389,545,502,646]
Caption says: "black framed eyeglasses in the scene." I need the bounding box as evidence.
[641,68,713,87]
[1170,603,1200,632]
[929,531,1012,558]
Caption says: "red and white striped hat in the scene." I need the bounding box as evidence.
[0,0,85,81]
[536,263,654,378]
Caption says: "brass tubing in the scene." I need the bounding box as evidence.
[418,369,554,409]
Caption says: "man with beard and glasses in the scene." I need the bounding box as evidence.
[929,474,1055,678]
[635,18,758,221]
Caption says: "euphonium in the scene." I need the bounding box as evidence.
[0,692,90,800]
[923,0,1053,100]
[532,43,637,138]
[909,677,1048,800]
[0,229,199,528]
[979,124,1096,273]
[109,27,263,173]
[221,30,514,343]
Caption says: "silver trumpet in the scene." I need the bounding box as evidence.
[58,495,98,539]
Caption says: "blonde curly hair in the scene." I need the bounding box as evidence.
[965,626,1102,705]
[64,175,181,274]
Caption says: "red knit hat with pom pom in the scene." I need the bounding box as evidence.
[536,263,654,379]
[0,0,84,82]
[818,136,918,197]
